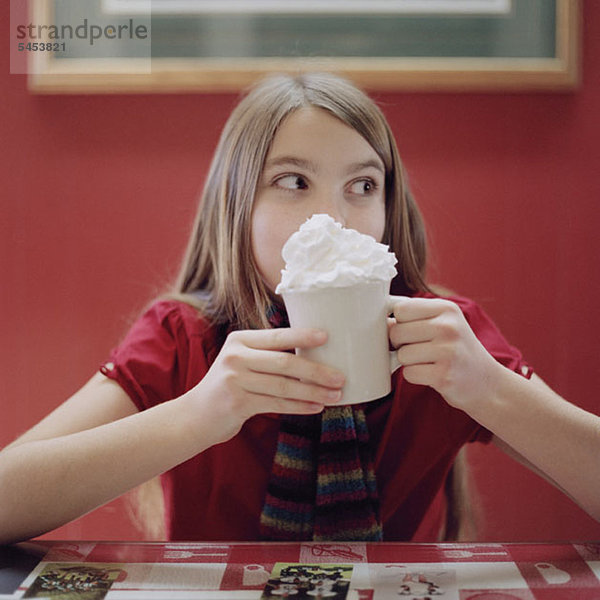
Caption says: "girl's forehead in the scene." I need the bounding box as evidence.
[267,106,383,167]
[276,105,351,134]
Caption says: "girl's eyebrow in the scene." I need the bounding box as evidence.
[264,156,384,175]
[346,159,385,175]
[264,156,318,172]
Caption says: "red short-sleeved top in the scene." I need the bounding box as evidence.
[100,294,532,541]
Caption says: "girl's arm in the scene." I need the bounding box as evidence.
[486,373,600,519]
[0,327,344,545]
[0,373,211,544]
[389,296,600,521]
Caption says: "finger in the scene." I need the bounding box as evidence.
[402,363,439,388]
[245,391,327,416]
[234,327,328,351]
[389,320,436,349]
[396,341,440,367]
[391,296,454,323]
[260,396,325,415]
[242,371,343,404]
[245,348,345,389]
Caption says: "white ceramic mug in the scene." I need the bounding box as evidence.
[280,281,401,405]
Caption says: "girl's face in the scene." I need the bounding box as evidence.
[251,106,386,293]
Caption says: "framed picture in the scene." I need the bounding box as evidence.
[24,0,580,93]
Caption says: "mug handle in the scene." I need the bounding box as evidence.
[387,295,406,373]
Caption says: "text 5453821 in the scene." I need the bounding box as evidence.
[18,42,66,52]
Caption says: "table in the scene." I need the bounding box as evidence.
[2,540,600,599]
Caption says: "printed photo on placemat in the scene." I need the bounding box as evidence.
[261,562,353,599]
[23,563,124,600]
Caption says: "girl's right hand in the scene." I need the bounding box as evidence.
[0,330,339,544]
[185,328,345,442]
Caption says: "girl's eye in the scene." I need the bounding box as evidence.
[349,178,378,195]
[274,174,308,191]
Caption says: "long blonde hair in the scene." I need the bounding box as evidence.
[132,73,478,541]
[175,72,429,329]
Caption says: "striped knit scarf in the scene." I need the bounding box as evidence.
[259,305,383,541]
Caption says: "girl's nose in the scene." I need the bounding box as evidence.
[314,196,346,226]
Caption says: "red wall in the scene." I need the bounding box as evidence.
[2,2,599,542]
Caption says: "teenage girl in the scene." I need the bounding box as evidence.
[1,72,599,545]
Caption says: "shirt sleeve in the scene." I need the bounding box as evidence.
[411,293,533,445]
[448,294,534,380]
[99,301,209,411]
[449,294,534,444]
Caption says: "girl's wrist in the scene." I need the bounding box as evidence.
[458,360,529,432]
[177,383,245,451]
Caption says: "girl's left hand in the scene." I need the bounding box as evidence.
[389,296,502,413]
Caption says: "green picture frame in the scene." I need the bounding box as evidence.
[26,0,580,93]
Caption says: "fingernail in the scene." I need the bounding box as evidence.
[327,389,342,400]
[330,374,345,386]
[312,329,327,342]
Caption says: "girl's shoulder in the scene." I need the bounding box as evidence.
[120,297,223,354]
[101,298,222,409]
[140,297,214,331]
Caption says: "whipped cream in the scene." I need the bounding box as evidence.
[276,214,398,293]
